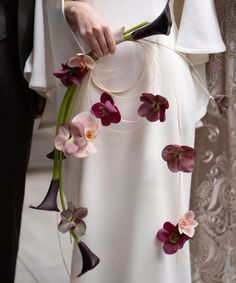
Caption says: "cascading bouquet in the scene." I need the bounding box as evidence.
[30,1,198,277]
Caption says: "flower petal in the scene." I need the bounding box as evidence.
[180,226,195,237]
[100,92,114,104]
[91,103,105,118]
[163,222,178,233]
[137,102,152,117]
[72,111,100,131]
[156,229,169,243]
[63,141,79,155]
[58,221,76,233]
[166,159,180,173]
[30,179,60,212]
[163,243,178,255]
[70,75,82,86]
[111,110,121,123]
[131,1,172,40]
[73,220,87,236]
[101,116,112,126]
[77,241,100,277]
[177,234,189,249]
[146,109,161,122]
[178,156,195,172]
[73,207,88,222]
[161,145,181,161]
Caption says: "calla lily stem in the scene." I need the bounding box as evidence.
[123,21,149,36]
[53,84,80,207]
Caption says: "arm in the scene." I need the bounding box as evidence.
[64,0,116,57]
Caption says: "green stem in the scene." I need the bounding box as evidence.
[52,149,59,179]
[52,86,74,179]
[123,21,149,36]
[58,151,66,211]
[56,85,80,209]
[70,229,80,243]
[63,85,80,123]
[56,85,74,133]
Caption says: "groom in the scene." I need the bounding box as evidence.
[0,0,44,282]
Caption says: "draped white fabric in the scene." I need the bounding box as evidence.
[25,1,225,282]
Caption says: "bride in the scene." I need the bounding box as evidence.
[25,0,225,282]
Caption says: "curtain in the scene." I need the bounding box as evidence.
[190,0,236,282]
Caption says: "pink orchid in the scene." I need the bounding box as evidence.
[67,53,96,70]
[53,53,95,87]
[54,123,87,156]
[161,144,196,173]
[156,222,189,255]
[91,92,121,126]
[178,211,198,237]
[137,93,169,122]
[71,111,100,158]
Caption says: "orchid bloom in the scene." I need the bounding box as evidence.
[137,93,169,122]
[91,92,121,126]
[53,53,95,87]
[178,211,198,237]
[67,53,96,70]
[58,202,88,237]
[214,95,228,115]
[71,111,100,158]
[161,144,196,173]
[156,222,189,255]
[54,122,87,156]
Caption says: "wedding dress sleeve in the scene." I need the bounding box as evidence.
[175,0,226,63]
[173,0,226,124]
[24,0,82,133]
[174,0,225,70]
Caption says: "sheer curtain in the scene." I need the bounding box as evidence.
[190,0,236,282]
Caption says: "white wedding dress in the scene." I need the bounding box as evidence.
[25,0,225,282]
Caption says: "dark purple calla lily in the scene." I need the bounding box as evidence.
[162,144,196,173]
[77,241,100,277]
[91,92,121,126]
[46,149,66,160]
[156,222,189,255]
[53,63,88,87]
[138,93,169,122]
[30,179,60,211]
[130,1,172,40]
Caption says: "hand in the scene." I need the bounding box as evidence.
[64,1,116,57]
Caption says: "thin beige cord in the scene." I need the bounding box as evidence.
[143,39,214,100]
[90,41,146,95]
[56,213,71,279]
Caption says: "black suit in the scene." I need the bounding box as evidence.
[0,1,43,281]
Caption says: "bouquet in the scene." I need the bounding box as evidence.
[30,1,198,277]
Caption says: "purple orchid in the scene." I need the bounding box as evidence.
[156,222,189,255]
[58,202,88,237]
[91,92,121,126]
[214,95,228,115]
[161,144,196,173]
[137,93,169,122]
[53,53,95,87]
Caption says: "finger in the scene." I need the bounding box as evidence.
[96,32,109,56]
[104,27,116,54]
[87,37,103,57]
